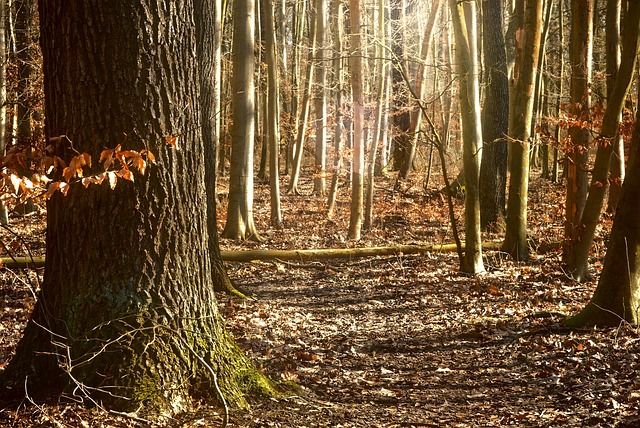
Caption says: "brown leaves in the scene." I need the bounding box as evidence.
[46,144,158,198]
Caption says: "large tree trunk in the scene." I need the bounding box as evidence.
[222,0,261,240]
[479,0,509,231]
[502,0,543,260]
[1,0,272,415]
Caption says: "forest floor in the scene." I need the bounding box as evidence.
[1,169,640,427]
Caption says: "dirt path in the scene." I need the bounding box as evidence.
[219,252,640,427]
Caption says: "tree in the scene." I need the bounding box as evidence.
[502,0,543,260]
[195,0,241,295]
[14,0,38,215]
[364,0,389,229]
[222,0,261,240]
[264,0,283,226]
[288,5,316,194]
[398,0,441,180]
[313,0,327,196]
[566,0,640,281]
[327,0,345,217]
[1,0,272,415]
[563,0,594,263]
[449,0,484,274]
[348,0,365,240]
[567,84,640,327]
[390,0,411,172]
[605,0,624,213]
[0,0,8,224]
[479,0,509,231]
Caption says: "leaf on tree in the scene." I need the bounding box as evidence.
[118,168,134,182]
[107,171,118,189]
[165,135,178,148]
[132,155,146,175]
[9,174,21,194]
[142,149,156,163]
[45,181,70,198]
[100,149,115,171]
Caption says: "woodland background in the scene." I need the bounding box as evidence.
[0,0,639,426]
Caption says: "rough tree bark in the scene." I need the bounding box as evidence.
[1,0,273,416]
[479,0,509,231]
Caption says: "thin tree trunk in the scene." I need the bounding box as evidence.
[552,0,565,184]
[288,8,317,194]
[606,0,624,213]
[264,0,283,227]
[503,0,544,260]
[364,0,388,229]
[222,0,261,241]
[450,0,484,274]
[566,1,640,281]
[313,0,327,195]
[567,73,640,327]
[348,0,365,240]
[0,0,8,224]
[563,0,594,264]
[398,0,441,180]
[327,0,344,217]
[390,0,410,172]
[194,0,241,295]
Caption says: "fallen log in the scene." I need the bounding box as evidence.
[0,256,46,269]
[219,241,504,262]
[1,240,561,268]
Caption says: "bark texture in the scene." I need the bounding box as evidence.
[1,0,272,415]
[479,0,509,230]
